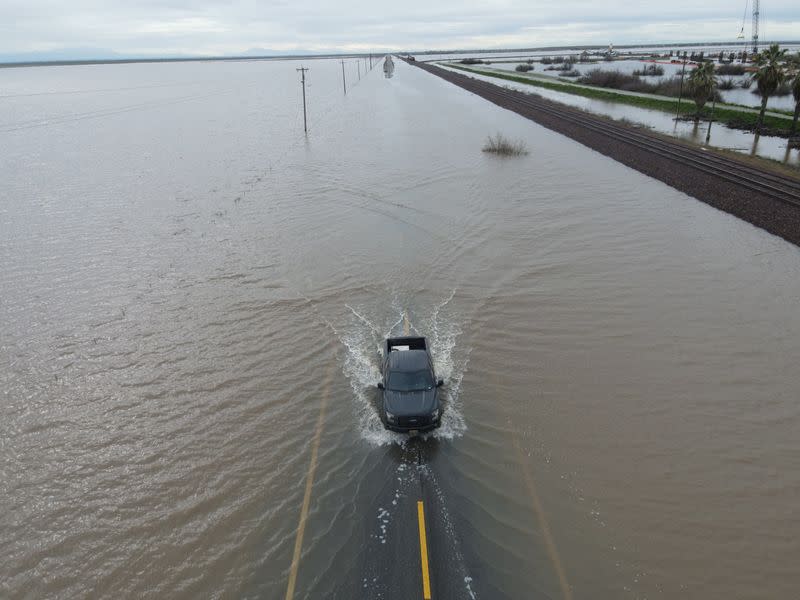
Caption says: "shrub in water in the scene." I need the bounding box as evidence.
[578,69,721,100]
[753,81,792,96]
[632,64,665,76]
[716,64,746,75]
[515,64,534,72]
[482,133,529,156]
[717,77,736,90]
[579,69,640,89]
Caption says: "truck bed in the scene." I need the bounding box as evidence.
[385,336,427,354]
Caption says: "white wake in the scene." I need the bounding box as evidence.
[335,290,469,446]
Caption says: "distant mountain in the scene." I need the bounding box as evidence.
[0,46,324,64]
[0,47,134,63]
[238,48,303,57]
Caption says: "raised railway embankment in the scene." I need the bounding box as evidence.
[409,60,800,248]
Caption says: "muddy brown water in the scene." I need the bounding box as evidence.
[2,58,800,599]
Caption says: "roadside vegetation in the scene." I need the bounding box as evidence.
[753,81,792,96]
[716,64,746,76]
[541,56,571,65]
[515,64,534,72]
[446,63,794,134]
[576,69,707,100]
[482,133,528,156]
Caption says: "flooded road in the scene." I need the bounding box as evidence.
[3,57,800,599]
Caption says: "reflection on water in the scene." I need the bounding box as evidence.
[751,132,761,157]
[383,55,395,79]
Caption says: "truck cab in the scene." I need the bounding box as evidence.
[377,336,443,433]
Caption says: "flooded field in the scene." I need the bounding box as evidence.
[3,57,800,599]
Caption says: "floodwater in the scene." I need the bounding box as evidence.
[440,64,800,166]
[3,57,800,599]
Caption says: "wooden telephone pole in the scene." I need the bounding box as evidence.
[340,60,347,94]
[296,66,308,133]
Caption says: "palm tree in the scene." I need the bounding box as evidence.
[688,61,716,121]
[752,44,788,134]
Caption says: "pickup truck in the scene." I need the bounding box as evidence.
[377,336,443,433]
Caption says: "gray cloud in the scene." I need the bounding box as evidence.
[1,0,798,57]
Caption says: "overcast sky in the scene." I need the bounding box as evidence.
[2,0,799,57]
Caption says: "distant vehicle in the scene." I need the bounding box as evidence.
[377,336,443,433]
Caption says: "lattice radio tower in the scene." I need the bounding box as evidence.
[751,0,760,54]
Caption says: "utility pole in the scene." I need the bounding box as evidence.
[296,65,308,133]
[675,55,688,121]
[340,59,347,95]
[358,61,361,80]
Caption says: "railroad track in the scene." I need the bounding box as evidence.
[411,61,800,210]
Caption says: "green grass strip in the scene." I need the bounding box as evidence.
[445,63,794,132]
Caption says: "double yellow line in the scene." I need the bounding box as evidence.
[284,361,334,600]
[512,434,573,600]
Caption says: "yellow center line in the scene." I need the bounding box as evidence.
[512,433,573,600]
[403,312,410,335]
[284,361,334,600]
[417,500,432,599]
[482,346,572,600]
